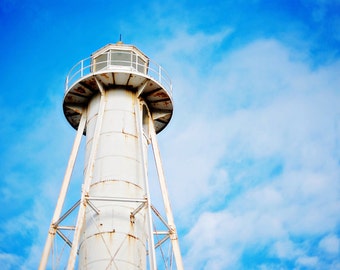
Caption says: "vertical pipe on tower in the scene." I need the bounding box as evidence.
[135,100,157,269]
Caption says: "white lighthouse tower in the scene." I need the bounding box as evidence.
[39,42,183,270]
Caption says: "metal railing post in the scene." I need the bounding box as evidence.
[158,65,162,84]
[80,60,84,77]
[130,51,132,69]
[65,77,69,92]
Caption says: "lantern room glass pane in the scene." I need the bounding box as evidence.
[131,52,137,70]
[95,53,108,71]
[111,50,130,67]
[137,56,146,73]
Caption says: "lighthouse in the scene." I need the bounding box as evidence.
[39,42,183,270]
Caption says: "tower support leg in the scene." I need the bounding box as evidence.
[39,110,86,270]
[149,116,184,270]
[67,90,107,269]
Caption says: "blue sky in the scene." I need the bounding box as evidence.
[1,0,340,269]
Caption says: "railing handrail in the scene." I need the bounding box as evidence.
[65,50,173,96]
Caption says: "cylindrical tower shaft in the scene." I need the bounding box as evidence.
[79,89,148,269]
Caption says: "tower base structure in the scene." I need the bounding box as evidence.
[39,43,183,270]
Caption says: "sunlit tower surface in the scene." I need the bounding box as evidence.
[39,42,183,270]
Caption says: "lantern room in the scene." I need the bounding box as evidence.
[91,42,149,74]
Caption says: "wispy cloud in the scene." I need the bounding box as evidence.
[153,32,340,268]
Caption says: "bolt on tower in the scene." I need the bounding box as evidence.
[39,42,183,270]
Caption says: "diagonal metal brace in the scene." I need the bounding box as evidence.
[130,201,147,223]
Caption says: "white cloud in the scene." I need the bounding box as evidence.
[184,211,241,269]
[319,234,340,255]
[296,256,319,267]
[155,28,233,64]
[0,253,22,270]
[273,239,299,260]
[154,35,340,268]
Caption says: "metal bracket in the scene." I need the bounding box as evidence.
[94,76,105,95]
[87,199,100,215]
[136,79,149,97]
[130,201,147,223]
